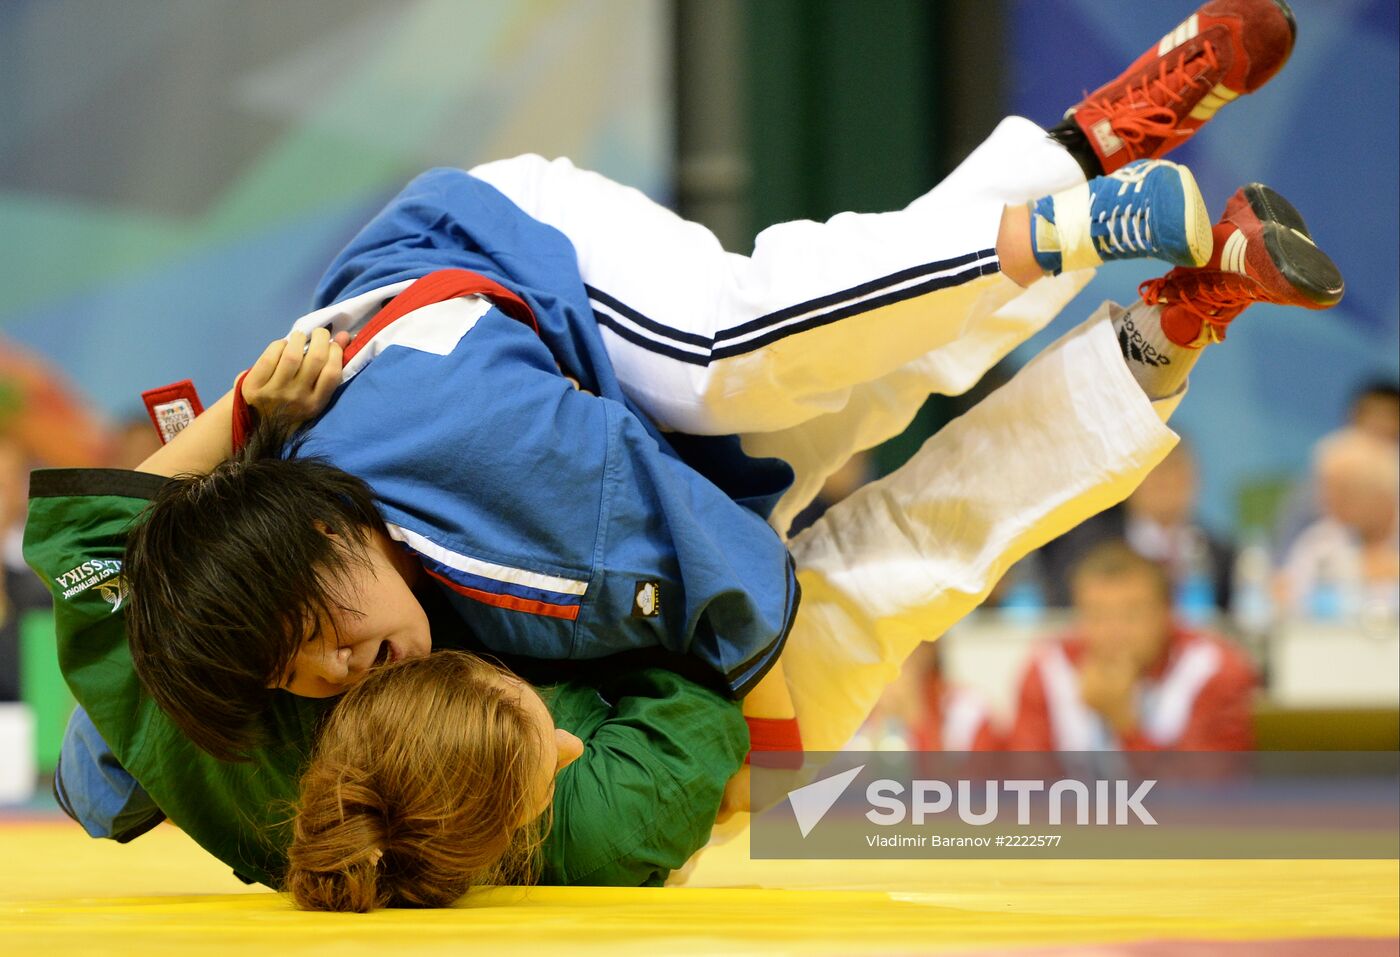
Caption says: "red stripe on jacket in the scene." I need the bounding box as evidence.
[232,269,538,449]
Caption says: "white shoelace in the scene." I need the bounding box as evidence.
[1097,202,1154,254]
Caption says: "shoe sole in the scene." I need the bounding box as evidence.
[1178,165,1213,267]
[1242,184,1345,307]
[1240,181,1309,236]
[1272,0,1298,46]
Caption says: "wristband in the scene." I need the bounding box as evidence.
[745,716,803,768]
[230,369,255,452]
[141,380,204,445]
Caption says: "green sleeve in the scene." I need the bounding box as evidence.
[539,668,748,886]
[22,470,163,757]
[23,469,325,888]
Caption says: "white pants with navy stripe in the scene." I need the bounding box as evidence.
[782,308,1183,752]
[479,119,1185,752]
[671,315,1181,880]
[474,116,1095,535]
[471,116,1082,439]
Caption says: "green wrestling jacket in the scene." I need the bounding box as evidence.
[25,469,748,889]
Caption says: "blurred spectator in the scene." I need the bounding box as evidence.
[851,642,1001,751]
[1,434,50,702]
[1035,440,1234,614]
[1278,428,1400,620]
[1007,541,1255,751]
[1350,380,1400,444]
[0,435,25,567]
[1274,381,1400,553]
[110,413,163,471]
[0,336,111,468]
[1,338,109,703]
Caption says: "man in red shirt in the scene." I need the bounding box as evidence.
[1008,541,1255,751]
[853,642,1003,752]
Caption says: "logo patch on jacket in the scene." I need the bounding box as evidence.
[54,559,123,602]
[632,581,660,618]
[97,577,128,613]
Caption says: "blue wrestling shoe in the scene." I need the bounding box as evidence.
[1029,158,1211,274]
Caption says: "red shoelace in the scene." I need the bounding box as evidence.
[1140,267,1261,343]
[1086,41,1221,157]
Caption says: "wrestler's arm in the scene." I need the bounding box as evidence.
[742,658,795,720]
[134,389,237,479]
[46,331,345,845]
[136,329,344,479]
[712,659,799,822]
[541,669,747,887]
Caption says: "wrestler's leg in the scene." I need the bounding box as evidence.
[781,305,1178,752]
[743,270,1092,537]
[781,181,1343,752]
[738,0,1299,524]
[670,302,1181,879]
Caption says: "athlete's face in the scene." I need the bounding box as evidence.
[273,531,433,698]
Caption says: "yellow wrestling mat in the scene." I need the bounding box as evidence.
[2,819,1395,956]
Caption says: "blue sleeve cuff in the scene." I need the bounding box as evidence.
[56,706,165,843]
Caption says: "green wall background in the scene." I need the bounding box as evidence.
[741,0,957,475]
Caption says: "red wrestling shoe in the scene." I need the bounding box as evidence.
[1068,0,1297,172]
[1139,183,1344,347]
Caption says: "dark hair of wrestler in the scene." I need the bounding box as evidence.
[285,650,550,911]
[125,415,385,761]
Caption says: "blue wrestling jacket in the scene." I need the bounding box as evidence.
[298,169,799,695]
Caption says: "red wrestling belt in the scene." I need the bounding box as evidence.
[745,716,804,769]
[141,380,205,445]
[231,270,539,451]
[341,269,538,363]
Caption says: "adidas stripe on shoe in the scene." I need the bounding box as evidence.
[1139,183,1344,346]
[1067,0,1297,172]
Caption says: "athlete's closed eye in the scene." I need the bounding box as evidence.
[279,633,325,689]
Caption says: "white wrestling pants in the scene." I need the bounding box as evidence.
[778,306,1181,752]
[670,308,1181,883]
